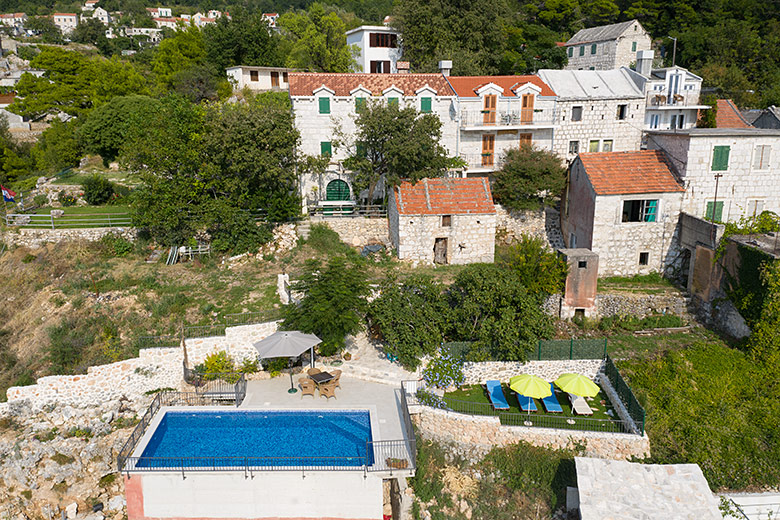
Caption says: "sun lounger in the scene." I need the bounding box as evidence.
[541,383,563,413]
[485,380,510,410]
[515,393,538,413]
[568,393,593,416]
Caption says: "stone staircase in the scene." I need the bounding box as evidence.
[296,220,311,239]
[544,207,566,250]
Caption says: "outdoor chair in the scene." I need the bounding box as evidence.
[541,383,563,413]
[330,369,342,388]
[307,367,321,377]
[485,380,510,410]
[319,382,337,400]
[568,393,594,416]
[298,377,316,398]
[515,392,538,413]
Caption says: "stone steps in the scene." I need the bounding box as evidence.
[296,220,311,239]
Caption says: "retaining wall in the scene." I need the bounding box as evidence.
[494,205,547,243]
[2,227,137,249]
[544,291,690,319]
[316,217,390,248]
[462,359,602,385]
[185,321,280,366]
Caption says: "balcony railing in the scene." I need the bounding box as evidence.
[460,108,556,128]
[646,91,705,108]
[460,153,503,170]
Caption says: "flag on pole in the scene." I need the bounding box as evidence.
[1,186,15,203]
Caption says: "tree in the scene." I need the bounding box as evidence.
[81,174,115,205]
[342,100,452,202]
[151,26,206,89]
[32,119,83,172]
[448,264,554,362]
[498,23,568,74]
[492,145,567,210]
[282,257,369,356]
[26,17,62,44]
[696,94,717,128]
[172,64,219,103]
[278,3,358,72]
[496,234,568,299]
[72,18,107,46]
[203,12,284,72]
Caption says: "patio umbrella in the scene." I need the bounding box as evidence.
[252,331,322,394]
[509,374,551,422]
[554,373,600,397]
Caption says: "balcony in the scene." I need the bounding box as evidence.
[460,107,557,129]
[646,92,710,109]
[460,153,503,171]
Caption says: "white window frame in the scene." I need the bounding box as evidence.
[753,145,771,170]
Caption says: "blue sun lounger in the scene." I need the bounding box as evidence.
[541,383,563,413]
[485,380,510,410]
[515,392,538,413]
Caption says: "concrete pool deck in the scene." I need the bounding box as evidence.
[241,375,408,442]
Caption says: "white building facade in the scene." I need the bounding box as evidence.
[564,20,651,71]
[226,66,293,92]
[345,25,402,74]
[53,13,78,34]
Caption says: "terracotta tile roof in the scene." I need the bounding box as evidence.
[54,13,77,16]
[578,150,684,195]
[716,99,752,128]
[288,73,455,97]
[448,75,556,97]
[394,178,495,215]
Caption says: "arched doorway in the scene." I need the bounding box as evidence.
[325,179,350,201]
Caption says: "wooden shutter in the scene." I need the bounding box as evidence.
[383,60,390,73]
[370,61,377,73]
[519,133,532,147]
[481,134,495,166]
[319,97,330,114]
[420,97,432,113]
[369,33,376,47]
[483,95,497,125]
[705,201,723,221]
[388,98,399,107]
[521,94,534,123]
[711,146,730,171]
[270,71,279,87]
[355,97,366,113]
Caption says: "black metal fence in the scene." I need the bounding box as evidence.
[367,439,415,473]
[604,355,646,435]
[498,412,631,433]
[117,391,163,472]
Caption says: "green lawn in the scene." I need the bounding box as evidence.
[51,170,141,186]
[31,205,131,215]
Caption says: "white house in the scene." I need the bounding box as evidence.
[125,27,162,42]
[536,68,646,162]
[262,12,278,28]
[226,66,294,92]
[89,6,111,25]
[0,13,26,28]
[647,128,780,222]
[345,25,401,74]
[153,17,180,30]
[81,0,98,11]
[146,7,172,18]
[53,13,78,35]
[564,20,651,71]
[562,150,685,276]
[447,74,558,174]
[288,72,458,206]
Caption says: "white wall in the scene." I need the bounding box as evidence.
[346,27,402,73]
[393,212,496,264]
[227,67,290,92]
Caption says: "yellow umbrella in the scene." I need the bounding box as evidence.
[554,373,600,397]
[509,374,552,399]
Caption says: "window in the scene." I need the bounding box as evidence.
[571,106,583,121]
[589,140,600,152]
[650,114,660,129]
[441,215,452,227]
[591,44,597,54]
[705,201,724,221]
[569,141,579,155]
[420,97,432,113]
[639,252,649,265]
[747,199,765,217]
[320,141,332,156]
[711,145,730,171]
[249,70,259,82]
[632,41,637,52]
[355,97,366,113]
[670,114,685,129]
[283,72,288,83]
[753,145,771,169]
[318,97,330,114]
[369,32,397,48]
[578,260,587,269]
[270,71,279,87]
[622,199,658,222]
[519,133,532,147]
[579,45,585,56]
[388,97,399,107]
[602,140,613,152]
[568,47,573,57]
[617,104,627,120]
[370,60,391,73]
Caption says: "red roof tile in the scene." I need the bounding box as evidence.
[395,178,495,215]
[578,150,684,195]
[448,75,556,97]
[716,99,752,128]
[289,73,455,97]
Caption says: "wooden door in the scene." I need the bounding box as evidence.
[483,95,497,125]
[481,134,495,166]
[434,238,448,264]
[519,133,532,148]
[271,71,279,87]
[521,94,534,123]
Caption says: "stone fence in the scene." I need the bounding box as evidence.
[494,205,547,243]
[2,227,137,249]
[544,290,691,319]
[315,217,390,248]
[462,359,602,385]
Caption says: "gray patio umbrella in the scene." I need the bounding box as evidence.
[252,331,322,393]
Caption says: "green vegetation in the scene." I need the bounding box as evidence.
[495,234,568,296]
[492,146,568,210]
[50,452,75,465]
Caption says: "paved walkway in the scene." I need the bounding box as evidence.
[321,332,421,386]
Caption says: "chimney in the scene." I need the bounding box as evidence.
[396,61,410,73]
[636,49,654,77]
[438,60,452,77]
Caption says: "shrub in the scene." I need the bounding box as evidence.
[306,223,353,256]
[415,388,447,409]
[261,357,287,377]
[496,234,568,299]
[421,348,465,389]
[492,146,567,210]
[47,318,95,374]
[196,350,234,378]
[240,357,260,373]
[81,174,115,205]
[33,194,48,206]
[57,191,77,207]
[99,233,133,257]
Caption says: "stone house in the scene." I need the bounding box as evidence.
[388,177,496,265]
[0,13,26,28]
[564,20,651,71]
[562,150,685,276]
[536,68,646,162]
[748,105,780,129]
[53,13,78,35]
[447,75,558,174]
[345,24,402,74]
[226,66,294,92]
[714,99,753,128]
[646,128,780,222]
[288,72,457,206]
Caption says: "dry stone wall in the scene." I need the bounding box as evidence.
[317,217,390,248]
[494,205,546,242]
[2,227,136,249]
[544,291,690,318]
[185,320,280,366]
[463,359,602,385]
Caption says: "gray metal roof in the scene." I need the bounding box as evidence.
[647,128,780,137]
[536,69,643,99]
[566,20,639,45]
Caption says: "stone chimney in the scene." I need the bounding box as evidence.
[396,61,410,73]
[636,49,654,77]
[438,60,452,77]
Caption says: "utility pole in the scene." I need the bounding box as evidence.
[711,172,723,248]
[667,36,677,66]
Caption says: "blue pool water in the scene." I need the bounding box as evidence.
[137,410,373,468]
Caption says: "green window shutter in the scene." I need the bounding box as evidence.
[705,201,724,221]
[579,46,585,56]
[356,141,366,158]
[591,44,597,54]
[388,97,399,107]
[319,97,330,114]
[355,97,366,113]
[644,200,657,222]
[632,41,637,52]
[420,97,432,113]
[568,47,573,57]
[320,141,332,156]
[711,145,730,171]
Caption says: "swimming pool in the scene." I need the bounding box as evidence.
[136,410,374,468]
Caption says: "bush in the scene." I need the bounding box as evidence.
[261,357,287,377]
[33,194,48,207]
[48,318,95,374]
[496,234,568,299]
[57,191,77,207]
[81,174,115,205]
[99,233,133,257]
[195,350,234,378]
[492,146,567,210]
[421,347,464,389]
[306,223,353,256]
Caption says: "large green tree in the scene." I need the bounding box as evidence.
[278,3,358,72]
[203,12,284,72]
[151,26,206,90]
[492,145,567,210]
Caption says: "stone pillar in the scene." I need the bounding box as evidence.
[558,248,599,319]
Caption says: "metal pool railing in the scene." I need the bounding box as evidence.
[122,456,371,473]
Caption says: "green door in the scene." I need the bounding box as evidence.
[326,179,350,201]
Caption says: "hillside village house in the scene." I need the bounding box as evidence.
[0,13,26,28]
[288,72,458,206]
[53,13,78,34]
[647,128,780,222]
[146,7,172,18]
[226,66,293,92]
[536,68,646,162]
[82,0,98,10]
[262,12,278,28]
[345,24,402,74]
[564,19,651,71]
[83,6,110,25]
[562,150,685,276]
[389,177,496,264]
[447,75,558,174]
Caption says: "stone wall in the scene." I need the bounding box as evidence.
[317,217,389,248]
[462,359,603,385]
[395,212,496,265]
[414,407,650,460]
[595,291,690,318]
[494,205,546,243]
[185,320,280,366]
[2,227,137,249]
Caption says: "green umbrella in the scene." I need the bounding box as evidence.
[554,373,600,397]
